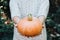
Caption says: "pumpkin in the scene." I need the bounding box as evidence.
[17,14,43,37]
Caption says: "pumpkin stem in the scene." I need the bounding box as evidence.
[28,13,32,21]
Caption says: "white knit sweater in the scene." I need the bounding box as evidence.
[9,0,49,40]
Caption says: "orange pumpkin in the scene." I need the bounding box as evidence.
[17,14,43,37]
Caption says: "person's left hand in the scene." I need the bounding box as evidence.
[38,16,45,28]
[38,15,45,25]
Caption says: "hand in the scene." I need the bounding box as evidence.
[13,16,20,27]
[39,15,45,25]
[38,15,46,28]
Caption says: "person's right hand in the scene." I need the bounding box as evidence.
[13,16,20,27]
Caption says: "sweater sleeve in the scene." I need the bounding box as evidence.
[9,0,21,20]
[38,0,49,18]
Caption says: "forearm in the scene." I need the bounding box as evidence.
[9,0,21,19]
[9,0,21,23]
[38,0,49,24]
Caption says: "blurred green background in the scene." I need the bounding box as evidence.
[0,0,60,40]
